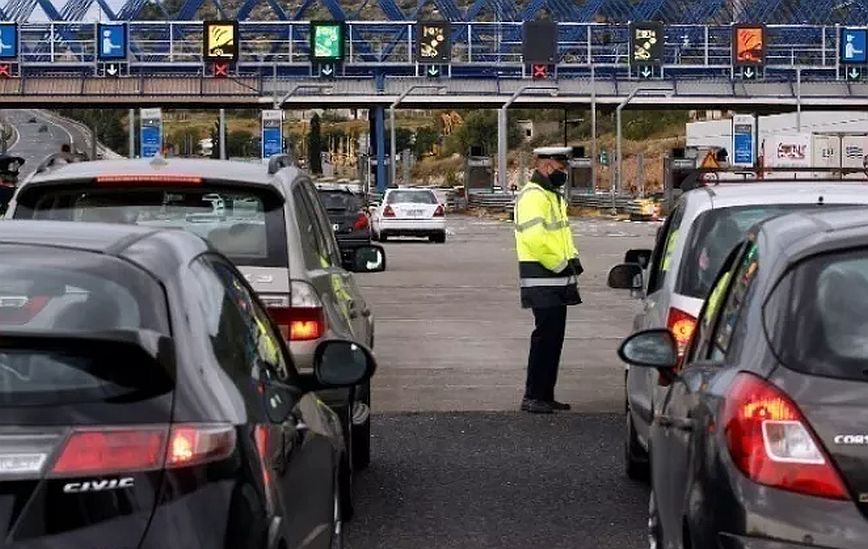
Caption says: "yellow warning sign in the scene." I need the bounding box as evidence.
[700,150,720,169]
[204,21,238,61]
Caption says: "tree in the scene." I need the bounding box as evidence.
[413,127,440,157]
[307,114,323,174]
[227,129,255,157]
[445,110,521,156]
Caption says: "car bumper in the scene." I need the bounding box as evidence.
[335,229,371,244]
[379,218,446,235]
[700,454,868,549]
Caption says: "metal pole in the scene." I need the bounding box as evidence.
[563,108,568,146]
[796,67,802,132]
[497,107,508,190]
[91,122,98,161]
[498,85,558,191]
[128,108,135,158]
[590,65,597,191]
[402,148,411,184]
[219,109,226,160]
[389,105,397,187]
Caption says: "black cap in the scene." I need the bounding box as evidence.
[0,155,24,178]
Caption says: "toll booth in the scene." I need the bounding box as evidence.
[464,147,494,199]
[567,155,593,195]
[662,149,697,215]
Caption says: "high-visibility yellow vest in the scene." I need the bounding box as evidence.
[661,229,678,272]
[514,180,581,308]
[705,270,732,325]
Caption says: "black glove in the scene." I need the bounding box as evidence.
[570,257,584,276]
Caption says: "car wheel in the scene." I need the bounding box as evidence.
[380,233,388,242]
[352,381,371,471]
[648,488,663,549]
[625,405,650,481]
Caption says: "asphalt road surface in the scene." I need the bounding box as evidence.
[358,214,658,413]
[348,215,657,548]
[2,109,77,177]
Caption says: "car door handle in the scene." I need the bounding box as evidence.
[348,301,359,319]
[657,416,693,432]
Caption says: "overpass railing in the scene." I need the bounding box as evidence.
[13,21,847,79]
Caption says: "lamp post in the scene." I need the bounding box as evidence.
[390,84,443,187]
[615,87,674,192]
[498,85,558,190]
[272,84,333,110]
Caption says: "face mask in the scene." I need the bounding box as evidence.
[548,170,567,187]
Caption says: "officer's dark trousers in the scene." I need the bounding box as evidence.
[525,305,567,401]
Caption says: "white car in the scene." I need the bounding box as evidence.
[371,188,446,243]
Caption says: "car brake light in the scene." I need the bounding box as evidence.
[722,373,849,500]
[433,205,445,217]
[263,283,326,342]
[353,212,369,230]
[95,175,202,186]
[383,205,396,218]
[51,424,236,476]
[165,425,236,468]
[666,307,697,358]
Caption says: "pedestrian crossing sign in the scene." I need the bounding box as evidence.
[0,24,17,60]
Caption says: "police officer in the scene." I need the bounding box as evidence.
[514,147,582,414]
[0,155,24,215]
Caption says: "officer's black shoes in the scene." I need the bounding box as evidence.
[548,400,571,411]
[520,398,553,414]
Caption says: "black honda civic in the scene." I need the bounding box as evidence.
[0,220,375,548]
[613,207,868,549]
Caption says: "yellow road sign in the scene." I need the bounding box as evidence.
[204,21,238,61]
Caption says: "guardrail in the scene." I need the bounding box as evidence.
[38,110,123,160]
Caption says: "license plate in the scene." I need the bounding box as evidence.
[333,224,340,231]
[407,209,423,217]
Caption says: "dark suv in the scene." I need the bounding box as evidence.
[316,184,372,258]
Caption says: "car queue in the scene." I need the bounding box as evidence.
[609,179,868,548]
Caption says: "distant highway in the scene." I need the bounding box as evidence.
[2,110,76,178]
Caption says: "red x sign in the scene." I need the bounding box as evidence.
[213,62,229,77]
[0,64,11,78]
[531,64,548,80]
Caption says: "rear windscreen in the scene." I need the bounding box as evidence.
[386,190,437,205]
[676,204,841,299]
[768,249,868,382]
[0,247,172,405]
[318,191,362,211]
[16,186,288,268]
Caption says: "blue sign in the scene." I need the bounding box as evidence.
[262,127,282,158]
[140,125,162,158]
[734,133,753,165]
[97,24,127,61]
[0,24,18,60]
[842,28,867,64]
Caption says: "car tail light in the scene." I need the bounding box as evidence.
[51,424,236,476]
[722,373,849,500]
[433,205,445,217]
[383,205,396,218]
[0,295,49,325]
[667,307,697,358]
[95,175,202,186]
[262,282,326,342]
[52,428,167,475]
[165,425,236,468]
[352,212,369,230]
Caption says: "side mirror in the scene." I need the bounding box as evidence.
[618,328,679,372]
[623,248,652,269]
[608,263,643,290]
[348,244,386,273]
[313,340,377,388]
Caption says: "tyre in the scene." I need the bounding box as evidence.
[430,231,446,244]
[352,381,371,471]
[625,406,650,481]
[648,488,663,549]
[379,232,388,242]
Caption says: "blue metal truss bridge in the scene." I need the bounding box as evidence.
[5,0,868,25]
